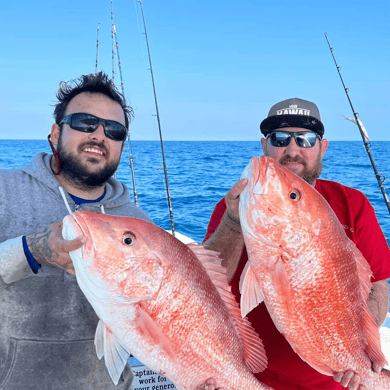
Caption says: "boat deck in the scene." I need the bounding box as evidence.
[380,312,390,368]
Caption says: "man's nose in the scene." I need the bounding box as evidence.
[89,124,106,141]
[285,136,300,156]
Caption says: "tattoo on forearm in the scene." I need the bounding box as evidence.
[367,282,389,327]
[226,224,241,234]
[369,288,381,326]
[27,227,58,264]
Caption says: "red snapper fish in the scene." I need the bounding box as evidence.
[238,156,390,389]
[62,211,271,390]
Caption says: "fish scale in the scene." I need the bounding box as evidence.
[62,211,271,390]
[239,156,390,389]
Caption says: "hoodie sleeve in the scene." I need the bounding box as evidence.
[0,236,35,283]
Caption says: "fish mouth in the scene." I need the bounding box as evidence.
[240,156,292,252]
[64,212,119,301]
[68,212,101,265]
[63,212,93,263]
[245,156,270,195]
[65,213,83,235]
[240,157,262,190]
[63,213,84,242]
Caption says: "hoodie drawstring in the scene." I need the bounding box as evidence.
[59,187,72,215]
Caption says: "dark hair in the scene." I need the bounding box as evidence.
[53,71,133,129]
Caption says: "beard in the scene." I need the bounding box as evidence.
[262,144,324,185]
[278,154,323,185]
[279,154,324,185]
[56,138,120,192]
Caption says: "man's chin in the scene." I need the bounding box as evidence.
[281,162,304,175]
[83,155,107,165]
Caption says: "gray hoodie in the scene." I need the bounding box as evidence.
[0,152,152,389]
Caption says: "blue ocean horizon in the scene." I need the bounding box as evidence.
[1,140,389,244]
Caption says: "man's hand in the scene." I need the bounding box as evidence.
[333,371,365,390]
[26,221,85,275]
[224,178,248,223]
[203,178,248,281]
[196,378,226,390]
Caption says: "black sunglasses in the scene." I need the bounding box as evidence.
[266,131,321,148]
[59,113,127,142]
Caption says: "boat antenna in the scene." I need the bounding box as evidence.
[110,0,116,81]
[112,22,139,206]
[325,33,390,214]
[138,0,176,235]
[95,23,100,74]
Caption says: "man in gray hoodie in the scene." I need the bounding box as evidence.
[0,72,151,389]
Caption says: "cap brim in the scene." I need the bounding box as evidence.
[260,115,324,137]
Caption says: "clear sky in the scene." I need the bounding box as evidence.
[0,0,388,141]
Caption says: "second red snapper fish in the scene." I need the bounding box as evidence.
[62,211,271,390]
[238,156,390,389]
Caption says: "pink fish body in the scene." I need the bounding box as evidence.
[62,211,271,390]
[239,156,390,389]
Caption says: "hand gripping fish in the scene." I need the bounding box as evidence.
[239,156,390,389]
[62,211,271,390]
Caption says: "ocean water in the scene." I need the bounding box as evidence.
[1,139,389,244]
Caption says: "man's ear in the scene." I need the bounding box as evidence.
[320,138,328,158]
[261,138,267,155]
[50,123,60,146]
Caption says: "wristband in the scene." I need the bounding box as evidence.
[22,236,42,274]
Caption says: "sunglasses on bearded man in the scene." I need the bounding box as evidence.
[59,112,128,142]
[266,131,321,148]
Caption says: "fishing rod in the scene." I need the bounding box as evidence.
[112,22,139,207]
[95,23,100,74]
[138,0,176,235]
[325,33,390,215]
[111,0,116,81]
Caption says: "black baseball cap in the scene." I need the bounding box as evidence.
[260,98,325,138]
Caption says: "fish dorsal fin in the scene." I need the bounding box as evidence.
[239,261,265,319]
[188,243,268,373]
[352,244,388,368]
[94,320,131,385]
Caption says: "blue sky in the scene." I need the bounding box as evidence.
[0,0,388,141]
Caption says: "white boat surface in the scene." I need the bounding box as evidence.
[380,312,390,369]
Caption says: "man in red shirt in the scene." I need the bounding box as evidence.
[202,98,390,390]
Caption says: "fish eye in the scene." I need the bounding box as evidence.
[289,189,301,201]
[123,237,133,245]
[123,232,136,245]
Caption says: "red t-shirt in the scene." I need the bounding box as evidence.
[203,179,390,390]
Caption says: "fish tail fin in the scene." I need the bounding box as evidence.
[353,245,388,368]
[188,243,268,373]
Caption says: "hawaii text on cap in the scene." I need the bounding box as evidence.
[260,97,325,138]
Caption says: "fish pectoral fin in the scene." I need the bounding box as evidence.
[135,309,176,361]
[94,320,131,385]
[239,262,265,318]
[95,320,105,360]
